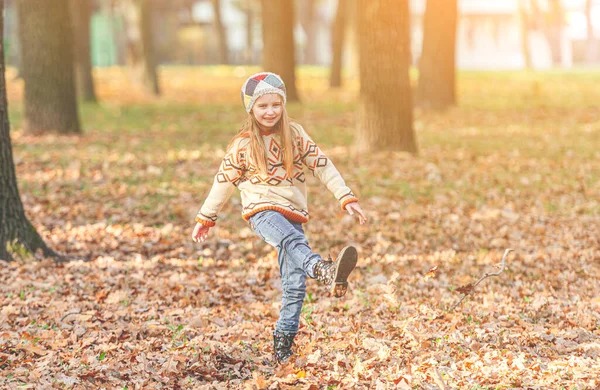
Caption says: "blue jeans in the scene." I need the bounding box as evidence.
[249,210,322,336]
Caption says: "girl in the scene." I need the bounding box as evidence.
[191,72,366,363]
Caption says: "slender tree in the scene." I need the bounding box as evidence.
[1,0,59,262]
[297,0,317,64]
[121,0,160,95]
[212,0,230,64]
[261,0,300,102]
[232,0,257,63]
[357,0,416,153]
[330,0,348,88]
[417,0,458,109]
[245,0,255,64]
[519,0,533,69]
[17,0,81,134]
[532,0,563,66]
[585,0,598,63]
[70,0,98,102]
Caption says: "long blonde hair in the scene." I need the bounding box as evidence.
[228,105,297,177]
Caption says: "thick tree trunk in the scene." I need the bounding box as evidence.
[261,0,300,102]
[212,0,229,64]
[417,0,458,109]
[330,0,348,88]
[122,0,160,95]
[17,0,81,134]
[298,0,317,64]
[0,1,58,262]
[70,0,98,103]
[357,0,416,153]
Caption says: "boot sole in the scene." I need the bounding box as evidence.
[331,246,358,298]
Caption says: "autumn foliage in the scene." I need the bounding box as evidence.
[1,68,599,388]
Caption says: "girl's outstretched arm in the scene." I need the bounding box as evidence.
[193,138,248,232]
[345,202,367,225]
[192,223,211,242]
[294,124,361,212]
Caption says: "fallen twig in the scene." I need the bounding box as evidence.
[60,309,82,322]
[448,248,514,313]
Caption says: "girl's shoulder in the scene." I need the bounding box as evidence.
[289,122,306,137]
[228,132,251,151]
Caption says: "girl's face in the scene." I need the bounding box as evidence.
[252,94,283,129]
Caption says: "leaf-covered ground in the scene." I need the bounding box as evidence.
[1,67,599,389]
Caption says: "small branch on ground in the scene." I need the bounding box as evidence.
[448,248,514,313]
[60,309,82,322]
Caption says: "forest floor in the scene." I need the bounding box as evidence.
[1,67,599,389]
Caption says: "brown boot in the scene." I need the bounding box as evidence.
[313,246,358,298]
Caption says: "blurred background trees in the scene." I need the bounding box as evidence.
[70,0,98,103]
[2,0,599,145]
[260,0,299,102]
[0,0,58,261]
[16,0,81,134]
[417,0,458,109]
[357,0,416,153]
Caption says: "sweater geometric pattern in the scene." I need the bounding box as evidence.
[196,124,358,227]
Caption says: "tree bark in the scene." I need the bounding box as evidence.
[330,0,348,88]
[17,0,81,134]
[121,0,160,95]
[70,0,98,103]
[417,0,458,109]
[298,0,317,64]
[357,0,416,153]
[212,0,230,64]
[261,0,300,102]
[0,0,59,262]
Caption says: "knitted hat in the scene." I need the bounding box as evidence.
[241,72,286,113]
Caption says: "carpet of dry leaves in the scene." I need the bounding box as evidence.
[1,68,599,389]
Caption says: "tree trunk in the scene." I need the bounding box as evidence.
[298,0,317,64]
[17,0,81,134]
[261,0,300,102]
[547,0,563,66]
[519,0,533,69]
[417,0,458,109]
[212,0,229,64]
[245,0,254,64]
[532,0,562,66]
[0,0,58,262]
[70,0,98,103]
[121,0,160,95]
[357,0,416,153]
[585,0,598,63]
[330,0,348,88]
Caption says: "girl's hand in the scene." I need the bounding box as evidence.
[345,202,367,225]
[192,222,211,243]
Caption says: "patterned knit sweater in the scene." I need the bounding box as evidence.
[195,123,358,226]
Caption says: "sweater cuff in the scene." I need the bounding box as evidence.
[195,215,216,227]
[340,197,359,211]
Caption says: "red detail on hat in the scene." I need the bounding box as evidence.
[254,73,268,81]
